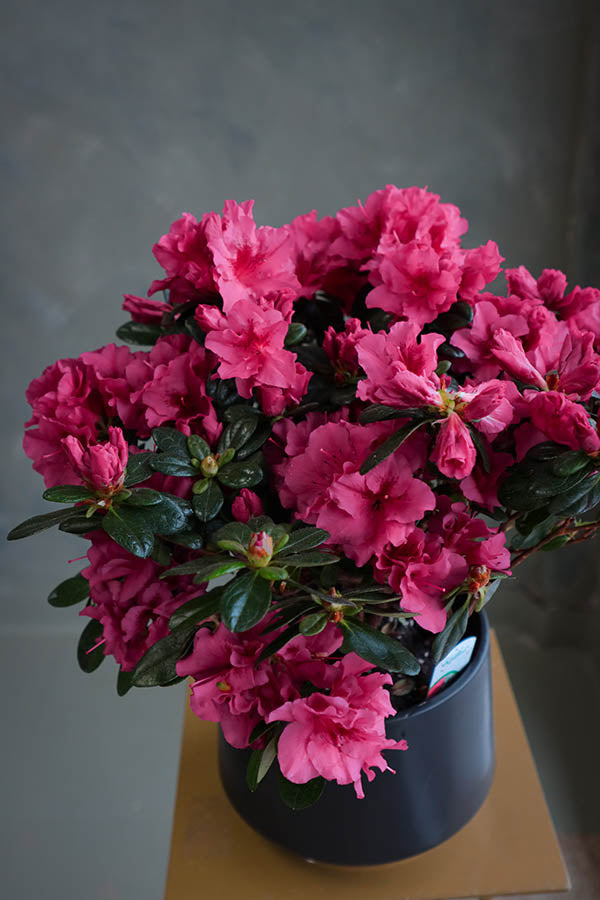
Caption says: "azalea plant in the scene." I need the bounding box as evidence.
[10,186,600,808]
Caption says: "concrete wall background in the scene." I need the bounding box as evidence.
[2,2,599,898]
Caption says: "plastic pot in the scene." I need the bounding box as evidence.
[218,612,494,865]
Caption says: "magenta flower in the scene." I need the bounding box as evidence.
[152,210,216,295]
[525,391,600,454]
[460,447,514,510]
[430,412,476,480]
[197,299,310,409]
[205,199,299,313]
[82,533,197,671]
[267,653,406,798]
[458,241,504,302]
[62,427,128,496]
[231,489,264,523]
[400,548,468,633]
[122,293,170,324]
[451,298,529,381]
[23,356,107,488]
[323,317,371,382]
[428,498,511,574]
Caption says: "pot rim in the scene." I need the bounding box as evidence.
[390,610,490,723]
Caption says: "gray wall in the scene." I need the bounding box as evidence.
[2,2,599,899]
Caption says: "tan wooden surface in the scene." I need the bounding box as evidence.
[164,632,569,900]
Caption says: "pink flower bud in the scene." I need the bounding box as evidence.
[247,531,273,567]
[62,427,128,496]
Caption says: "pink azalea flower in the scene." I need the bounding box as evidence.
[458,241,504,302]
[430,412,476,479]
[131,335,221,443]
[231,489,264,523]
[176,622,273,748]
[331,185,395,264]
[366,238,463,327]
[525,390,600,454]
[372,526,429,593]
[205,199,299,313]
[23,356,108,488]
[62,427,128,495]
[80,343,147,434]
[451,299,529,380]
[82,533,197,672]
[267,653,405,799]
[428,497,511,574]
[323,317,371,382]
[400,547,469,633]
[122,294,170,324]
[491,325,600,401]
[196,299,310,409]
[152,211,216,295]
[356,321,444,408]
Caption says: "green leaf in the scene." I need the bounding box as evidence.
[124,452,155,487]
[168,591,222,630]
[257,565,288,581]
[123,488,163,506]
[187,434,211,461]
[276,550,339,567]
[359,405,421,424]
[213,521,253,547]
[547,474,600,515]
[102,508,155,558]
[152,426,191,457]
[541,534,571,551]
[246,516,287,543]
[116,320,162,345]
[299,612,328,635]
[217,460,263,489]
[341,620,420,674]
[131,621,198,687]
[236,421,272,460]
[42,485,94,503]
[7,506,81,540]
[277,527,329,556]
[192,480,224,521]
[218,417,258,454]
[284,322,308,347]
[150,455,198,477]
[77,618,105,673]
[164,531,205,550]
[246,734,278,791]
[551,450,592,477]
[151,539,172,566]
[58,514,103,535]
[359,419,429,475]
[133,494,189,535]
[278,773,325,810]
[510,517,557,551]
[117,668,134,697]
[431,600,470,664]
[498,458,594,512]
[220,571,272,632]
[48,573,89,608]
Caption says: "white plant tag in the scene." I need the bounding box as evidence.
[427,636,477,698]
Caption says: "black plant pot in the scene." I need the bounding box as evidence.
[218,612,494,866]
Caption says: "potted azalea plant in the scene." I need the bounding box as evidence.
[10,186,600,865]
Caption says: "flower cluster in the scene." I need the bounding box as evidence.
[12,186,600,806]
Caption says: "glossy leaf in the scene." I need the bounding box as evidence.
[152,426,190,457]
[220,571,272,632]
[48,573,89,608]
[278,774,325,810]
[150,455,198,478]
[77,618,105,673]
[246,735,278,791]
[131,621,198,687]
[164,531,205,550]
[42,485,94,503]
[7,507,80,540]
[278,527,329,556]
[168,591,222,630]
[218,417,258,453]
[123,452,155,487]
[187,434,211,461]
[299,612,328,635]
[284,322,308,347]
[359,405,423,424]
[431,600,469,664]
[102,508,155,558]
[276,550,339,567]
[341,620,420,674]
[117,669,134,697]
[236,421,272,460]
[213,521,252,547]
[192,480,224,521]
[58,514,103,534]
[359,419,429,475]
[217,460,263,489]
[124,488,163,506]
[116,320,161,345]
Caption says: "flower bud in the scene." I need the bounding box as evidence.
[200,455,219,478]
[246,531,274,567]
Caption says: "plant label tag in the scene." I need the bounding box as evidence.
[427,636,477,698]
